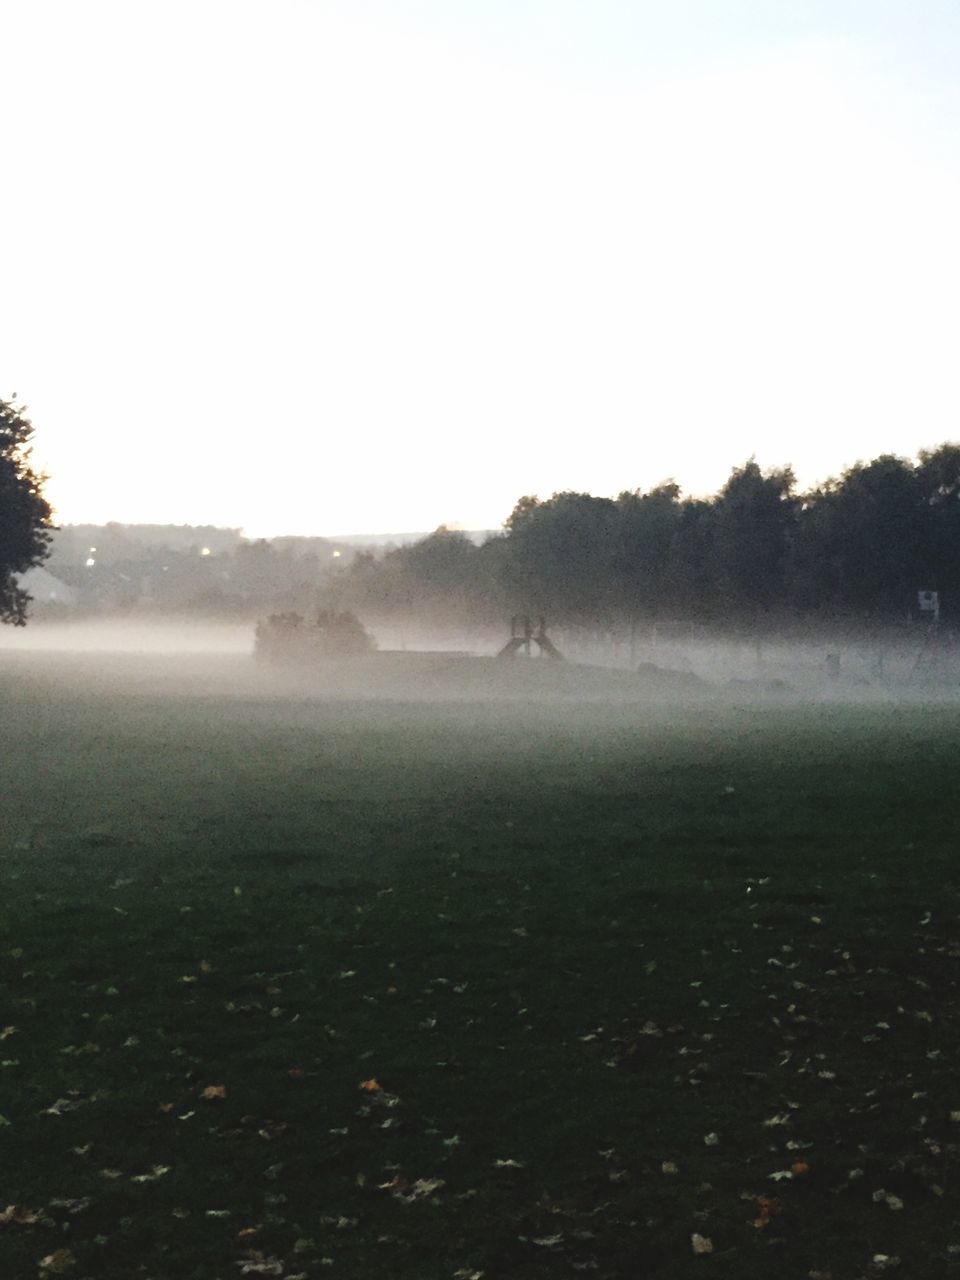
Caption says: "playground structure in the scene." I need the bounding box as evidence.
[497,615,564,661]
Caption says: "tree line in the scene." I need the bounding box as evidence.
[332,446,960,632]
[4,390,960,633]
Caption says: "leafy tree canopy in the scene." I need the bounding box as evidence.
[0,398,53,625]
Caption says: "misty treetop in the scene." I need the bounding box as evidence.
[335,446,960,630]
[0,398,53,625]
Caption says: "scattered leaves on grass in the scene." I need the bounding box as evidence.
[7,709,960,1277]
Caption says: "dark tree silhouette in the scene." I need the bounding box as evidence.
[613,482,682,619]
[793,456,924,619]
[503,491,618,622]
[915,444,960,609]
[0,398,53,625]
[710,460,797,617]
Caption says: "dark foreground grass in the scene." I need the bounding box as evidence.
[1,655,960,1278]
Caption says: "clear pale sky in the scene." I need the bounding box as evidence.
[3,1,959,536]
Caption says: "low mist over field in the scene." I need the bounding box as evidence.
[0,617,252,656]
[3,606,959,708]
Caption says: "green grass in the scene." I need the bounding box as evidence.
[1,654,959,1278]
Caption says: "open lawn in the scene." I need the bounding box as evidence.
[1,652,959,1279]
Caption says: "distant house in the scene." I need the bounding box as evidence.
[16,566,80,607]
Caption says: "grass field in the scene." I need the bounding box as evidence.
[1,651,959,1279]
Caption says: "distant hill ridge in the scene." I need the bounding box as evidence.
[54,523,496,550]
[328,529,496,547]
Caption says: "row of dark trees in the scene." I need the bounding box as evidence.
[333,446,960,632]
[4,390,960,633]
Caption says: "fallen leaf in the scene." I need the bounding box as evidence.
[131,1164,171,1183]
[237,1259,283,1276]
[691,1233,714,1254]
[409,1177,444,1197]
[43,1097,84,1116]
[39,1250,76,1274]
[377,1176,407,1192]
[200,1085,227,1100]
[752,1195,779,1229]
[0,1204,41,1226]
[871,1188,904,1210]
[359,1078,382,1093]
[48,1198,92,1215]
